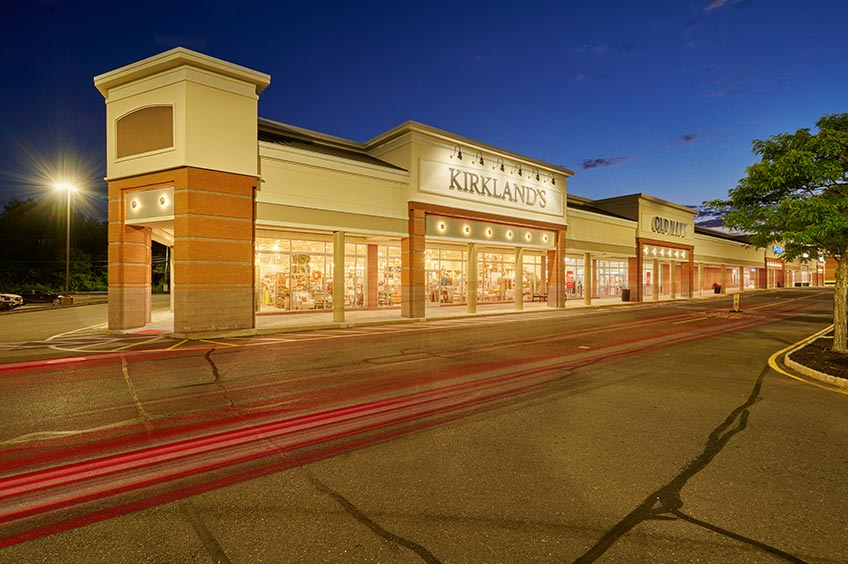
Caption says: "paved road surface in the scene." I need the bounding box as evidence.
[0,288,844,563]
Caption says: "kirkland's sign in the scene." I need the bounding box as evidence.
[419,160,564,218]
[650,215,689,238]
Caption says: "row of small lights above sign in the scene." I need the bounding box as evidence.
[450,145,556,185]
[436,220,550,243]
[426,215,555,249]
[642,245,688,259]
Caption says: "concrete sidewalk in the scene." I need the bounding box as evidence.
[133,290,732,339]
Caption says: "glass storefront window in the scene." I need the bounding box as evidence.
[523,254,544,300]
[642,263,659,298]
[478,251,514,302]
[256,236,347,312]
[377,245,401,307]
[426,247,466,306]
[596,259,627,297]
[565,256,585,298]
[344,243,366,309]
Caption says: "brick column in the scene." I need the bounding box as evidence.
[107,211,152,330]
[629,256,640,302]
[720,264,727,294]
[652,259,660,301]
[547,229,567,308]
[402,207,426,318]
[584,252,592,305]
[682,259,693,298]
[173,168,255,334]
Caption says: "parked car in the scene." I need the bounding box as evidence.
[0,293,24,310]
[18,289,65,306]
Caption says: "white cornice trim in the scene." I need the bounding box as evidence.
[94,47,270,98]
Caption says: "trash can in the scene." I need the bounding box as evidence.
[621,288,631,302]
[60,296,74,306]
[713,285,722,294]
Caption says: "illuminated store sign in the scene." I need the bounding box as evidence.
[448,167,548,208]
[650,216,688,238]
[419,160,564,218]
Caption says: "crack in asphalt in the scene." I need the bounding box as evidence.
[180,499,233,564]
[310,474,443,564]
[174,349,239,408]
[573,365,809,564]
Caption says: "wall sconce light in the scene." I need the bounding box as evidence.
[475,151,484,166]
[547,173,556,185]
[463,225,471,235]
[451,145,463,160]
[512,162,523,176]
[493,157,505,172]
[130,199,139,209]
[159,195,168,207]
[506,230,514,239]
[532,169,540,182]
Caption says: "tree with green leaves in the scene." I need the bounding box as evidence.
[706,113,848,353]
[0,197,107,292]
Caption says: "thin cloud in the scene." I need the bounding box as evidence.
[679,134,697,143]
[706,88,737,98]
[704,0,751,11]
[582,156,629,170]
[577,42,635,56]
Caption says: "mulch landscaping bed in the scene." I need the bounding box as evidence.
[789,333,848,381]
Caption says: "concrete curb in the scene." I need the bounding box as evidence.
[785,335,848,389]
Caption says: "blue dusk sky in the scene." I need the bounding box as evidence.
[1,0,845,217]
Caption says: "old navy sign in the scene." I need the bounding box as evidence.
[419,160,564,218]
[651,215,688,238]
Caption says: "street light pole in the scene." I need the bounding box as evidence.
[56,183,76,294]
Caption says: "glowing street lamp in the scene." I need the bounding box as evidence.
[55,183,76,293]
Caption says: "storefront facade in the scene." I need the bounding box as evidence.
[96,48,570,334]
[95,48,821,334]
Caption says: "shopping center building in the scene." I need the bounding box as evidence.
[94,48,824,334]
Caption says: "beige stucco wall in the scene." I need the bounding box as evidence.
[95,48,268,182]
[256,143,409,230]
[636,197,695,246]
[566,208,636,255]
[370,127,569,227]
[694,233,764,265]
[412,134,567,225]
